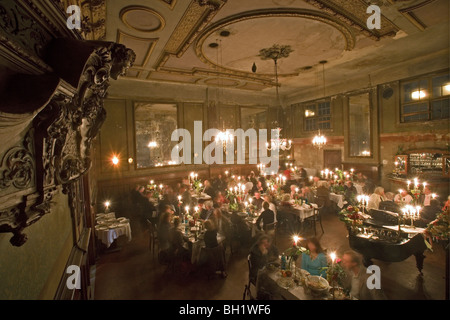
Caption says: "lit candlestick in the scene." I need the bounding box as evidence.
[282,176,286,185]
[249,198,253,204]
[422,182,427,189]
[414,178,419,189]
[104,201,110,212]
[350,168,354,174]
[394,161,399,167]
[293,235,299,246]
[320,170,324,178]
[244,201,248,207]
[194,206,199,213]
[159,184,163,190]
[406,180,411,190]
[295,187,299,194]
[225,170,229,176]
[431,193,437,199]
[177,195,182,202]
[334,175,338,180]
[309,176,313,182]
[185,206,189,214]
[330,252,336,265]
[150,180,154,185]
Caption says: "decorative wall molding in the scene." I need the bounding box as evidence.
[0,9,135,247]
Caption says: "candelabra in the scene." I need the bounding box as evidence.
[357,195,369,213]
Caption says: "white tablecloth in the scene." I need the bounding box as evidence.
[256,267,330,300]
[95,217,132,248]
[292,203,318,222]
[329,193,346,208]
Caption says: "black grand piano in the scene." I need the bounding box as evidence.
[347,209,428,274]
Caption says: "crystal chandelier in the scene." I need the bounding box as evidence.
[259,44,293,152]
[215,125,234,152]
[266,127,292,151]
[312,130,327,149]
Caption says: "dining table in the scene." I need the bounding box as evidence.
[329,192,346,209]
[178,221,225,265]
[255,264,336,300]
[95,213,132,248]
[289,202,318,222]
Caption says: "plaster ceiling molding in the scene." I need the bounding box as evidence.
[394,0,446,31]
[116,30,158,70]
[303,0,399,40]
[194,8,355,82]
[147,70,202,84]
[154,0,227,70]
[159,0,177,10]
[120,6,165,33]
[201,77,241,87]
[56,0,107,40]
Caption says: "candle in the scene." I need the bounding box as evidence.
[177,195,182,202]
[150,180,154,185]
[249,198,253,204]
[194,206,199,213]
[394,161,399,167]
[282,176,286,185]
[185,206,189,213]
[104,201,110,212]
[295,187,299,193]
[244,201,248,207]
[423,182,427,189]
[159,184,163,190]
[309,176,313,182]
[406,180,411,190]
[293,235,299,246]
[431,193,437,199]
[225,170,229,176]
[320,170,324,178]
[330,252,336,265]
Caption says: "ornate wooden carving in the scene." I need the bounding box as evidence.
[0,37,135,246]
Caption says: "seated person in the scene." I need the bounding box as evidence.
[300,237,327,277]
[344,181,358,205]
[252,192,264,211]
[378,192,400,213]
[200,201,214,220]
[210,208,231,239]
[169,217,190,261]
[277,194,299,233]
[203,179,216,199]
[416,199,442,227]
[157,211,173,263]
[367,187,386,211]
[342,250,386,300]
[301,187,315,204]
[420,186,434,207]
[249,235,279,284]
[256,201,276,232]
[394,189,413,205]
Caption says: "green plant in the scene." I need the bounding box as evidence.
[321,261,346,288]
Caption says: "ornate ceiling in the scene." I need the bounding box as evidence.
[76,0,449,96]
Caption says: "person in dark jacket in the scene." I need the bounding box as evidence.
[415,199,442,227]
[378,192,401,213]
[249,235,279,284]
[255,201,275,232]
[203,220,227,278]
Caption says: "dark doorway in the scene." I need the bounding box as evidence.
[323,150,342,170]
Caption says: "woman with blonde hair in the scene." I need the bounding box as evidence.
[367,186,385,211]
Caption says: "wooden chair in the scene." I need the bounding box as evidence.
[146,219,158,259]
[303,198,324,236]
[242,254,256,300]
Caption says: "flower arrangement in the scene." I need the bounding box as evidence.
[339,206,364,233]
[424,208,450,249]
[192,178,203,194]
[284,237,309,270]
[321,259,346,288]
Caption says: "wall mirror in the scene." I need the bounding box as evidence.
[134,102,178,168]
[348,93,372,157]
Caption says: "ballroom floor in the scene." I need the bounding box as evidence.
[92,209,448,300]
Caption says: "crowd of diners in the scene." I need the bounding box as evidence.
[124,163,449,298]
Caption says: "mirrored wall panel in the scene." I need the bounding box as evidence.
[134,102,178,168]
[348,93,372,157]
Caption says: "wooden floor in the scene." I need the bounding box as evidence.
[93,209,448,300]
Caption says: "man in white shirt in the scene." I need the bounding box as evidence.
[394,189,413,205]
[420,186,433,206]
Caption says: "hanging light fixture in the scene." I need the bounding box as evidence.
[312,129,327,149]
[312,60,328,149]
[259,44,293,152]
[213,39,233,153]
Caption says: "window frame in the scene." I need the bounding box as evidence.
[400,71,450,123]
[302,99,332,132]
